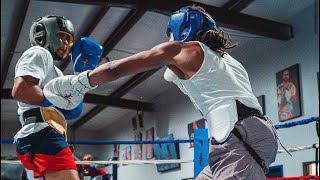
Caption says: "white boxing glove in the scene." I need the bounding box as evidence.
[43,70,97,110]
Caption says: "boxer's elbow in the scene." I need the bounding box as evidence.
[12,83,25,100]
[12,81,35,102]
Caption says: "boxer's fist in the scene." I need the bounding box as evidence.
[71,37,103,75]
[43,71,97,110]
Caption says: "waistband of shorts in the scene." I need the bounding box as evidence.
[22,108,44,126]
[236,100,264,121]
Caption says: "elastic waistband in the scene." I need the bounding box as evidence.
[22,108,44,126]
[236,100,264,121]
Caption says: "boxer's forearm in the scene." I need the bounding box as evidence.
[87,50,165,86]
[87,61,120,86]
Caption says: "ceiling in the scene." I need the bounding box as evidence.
[1,0,315,131]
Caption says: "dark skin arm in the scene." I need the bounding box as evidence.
[88,41,203,86]
[12,76,45,105]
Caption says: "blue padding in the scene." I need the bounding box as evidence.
[274,117,319,129]
[67,139,192,145]
[2,139,193,145]
[194,129,208,178]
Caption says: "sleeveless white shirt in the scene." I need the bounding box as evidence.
[164,42,262,143]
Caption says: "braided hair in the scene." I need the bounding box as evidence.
[188,5,238,57]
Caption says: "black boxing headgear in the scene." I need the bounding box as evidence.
[30,15,74,60]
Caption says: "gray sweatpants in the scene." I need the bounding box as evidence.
[196,116,278,180]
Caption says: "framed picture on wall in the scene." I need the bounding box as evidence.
[132,110,144,132]
[187,118,206,148]
[120,146,131,166]
[256,95,266,115]
[120,147,125,160]
[113,144,120,158]
[125,146,131,160]
[276,64,302,122]
[145,127,154,159]
[133,132,142,160]
[153,134,180,172]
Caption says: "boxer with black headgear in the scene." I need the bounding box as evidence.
[44,5,278,179]
[30,15,74,60]
[12,15,103,180]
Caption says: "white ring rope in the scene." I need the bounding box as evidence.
[2,144,318,165]
[277,144,318,154]
[1,159,193,165]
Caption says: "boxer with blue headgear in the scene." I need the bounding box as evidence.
[43,5,278,180]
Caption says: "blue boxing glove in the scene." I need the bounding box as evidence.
[54,101,83,120]
[71,37,103,75]
[89,163,98,172]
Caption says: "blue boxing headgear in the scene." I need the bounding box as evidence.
[166,7,218,42]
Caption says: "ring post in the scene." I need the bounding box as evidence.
[194,128,209,178]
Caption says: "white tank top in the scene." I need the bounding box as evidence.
[164,42,262,143]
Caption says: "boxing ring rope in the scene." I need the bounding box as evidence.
[270,116,319,179]
[1,116,317,145]
[1,139,196,165]
[277,144,319,154]
[267,175,319,180]
[0,139,193,145]
[1,159,194,165]
[1,116,319,179]
[274,117,319,129]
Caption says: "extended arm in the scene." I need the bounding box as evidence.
[87,41,183,86]
[43,41,200,110]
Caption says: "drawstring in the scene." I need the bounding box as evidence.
[264,116,292,157]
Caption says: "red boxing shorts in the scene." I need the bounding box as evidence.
[15,126,77,178]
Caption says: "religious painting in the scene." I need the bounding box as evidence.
[187,118,206,148]
[276,64,302,122]
[145,127,154,159]
[153,134,180,172]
